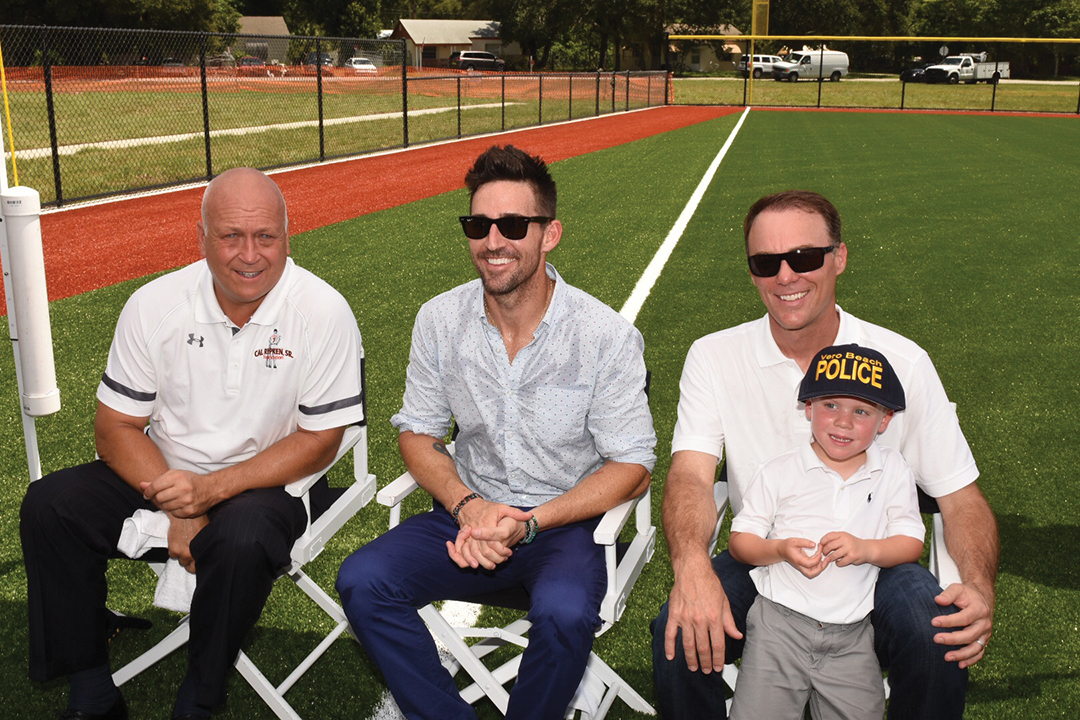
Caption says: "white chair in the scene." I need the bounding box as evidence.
[711,467,961,709]
[376,454,657,719]
[111,423,377,720]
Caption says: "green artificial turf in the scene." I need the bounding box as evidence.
[1,109,1078,718]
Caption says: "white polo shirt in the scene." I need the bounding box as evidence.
[671,306,979,516]
[97,258,365,491]
[731,442,925,623]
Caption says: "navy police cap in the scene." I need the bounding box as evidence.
[798,344,906,412]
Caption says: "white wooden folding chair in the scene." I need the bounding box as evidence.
[111,423,377,720]
[711,465,962,709]
[376,453,658,719]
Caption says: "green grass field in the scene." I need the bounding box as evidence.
[7,75,650,205]
[2,108,1079,718]
[672,77,1080,114]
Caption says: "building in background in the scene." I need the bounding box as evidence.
[390,19,520,69]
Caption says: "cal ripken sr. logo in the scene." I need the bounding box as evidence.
[254,328,293,369]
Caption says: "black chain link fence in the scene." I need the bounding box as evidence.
[0,25,671,207]
[671,39,1080,116]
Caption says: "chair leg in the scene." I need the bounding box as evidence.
[581,652,655,716]
[112,617,190,686]
[419,604,513,713]
[234,650,301,720]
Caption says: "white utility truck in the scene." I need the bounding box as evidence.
[923,52,1010,84]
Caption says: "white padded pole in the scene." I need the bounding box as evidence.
[2,186,60,417]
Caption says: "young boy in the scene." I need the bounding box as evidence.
[728,344,926,720]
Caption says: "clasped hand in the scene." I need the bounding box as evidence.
[778,531,872,578]
[141,469,214,518]
[446,499,533,570]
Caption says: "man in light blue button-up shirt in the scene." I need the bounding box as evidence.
[338,145,656,720]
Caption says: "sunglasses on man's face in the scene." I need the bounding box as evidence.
[459,215,553,241]
[747,245,837,278]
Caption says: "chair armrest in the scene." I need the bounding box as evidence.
[377,471,421,508]
[595,489,656,628]
[593,496,638,546]
[286,425,365,498]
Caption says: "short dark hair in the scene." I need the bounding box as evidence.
[743,190,842,251]
[465,145,557,217]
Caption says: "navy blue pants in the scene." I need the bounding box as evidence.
[20,460,308,710]
[650,550,969,719]
[336,506,606,720]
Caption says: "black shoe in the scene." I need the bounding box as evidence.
[59,694,128,720]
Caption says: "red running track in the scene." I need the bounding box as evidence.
[17,105,739,307]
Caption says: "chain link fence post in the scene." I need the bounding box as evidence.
[199,34,212,181]
[401,38,409,148]
[538,73,543,125]
[568,74,573,119]
[41,27,63,206]
[315,38,324,161]
[817,46,824,108]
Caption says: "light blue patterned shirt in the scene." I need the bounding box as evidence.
[391,264,656,506]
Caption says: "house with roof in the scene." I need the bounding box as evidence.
[390,19,520,68]
[665,24,746,72]
[237,16,291,64]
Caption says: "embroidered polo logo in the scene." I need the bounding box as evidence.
[187,333,204,347]
[867,492,873,504]
[253,328,293,369]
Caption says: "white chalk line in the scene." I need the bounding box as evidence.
[5,103,510,161]
[619,106,752,324]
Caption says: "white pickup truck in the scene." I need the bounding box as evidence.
[923,53,1010,84]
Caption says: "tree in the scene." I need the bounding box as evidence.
[6,0,241,33]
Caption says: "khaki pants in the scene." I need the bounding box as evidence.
[731,595,885,720]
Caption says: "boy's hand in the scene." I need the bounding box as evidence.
[819,531,870,567]
[778,537,827,578]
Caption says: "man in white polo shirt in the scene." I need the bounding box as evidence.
[651,190,997,720]
[21,168,365,720]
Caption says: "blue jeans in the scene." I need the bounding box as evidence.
[650,551,968,719]
[336,506,606,720]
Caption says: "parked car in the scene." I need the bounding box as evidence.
[301,52,335,76]
[772,49,849,82]
[304,52,334,66]
[449,51,506,72]
[899,65,930,83]
[737,54,784,79]
[344,57,378,74]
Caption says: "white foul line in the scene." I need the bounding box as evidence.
[619,107,751,324]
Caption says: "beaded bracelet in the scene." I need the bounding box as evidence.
[521,516,540,545]
[451,492,481,525]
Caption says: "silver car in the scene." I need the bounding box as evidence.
[738,54,783,79]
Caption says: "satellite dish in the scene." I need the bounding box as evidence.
[939,45,949,57]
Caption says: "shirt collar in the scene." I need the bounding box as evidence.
[194,258,296,327]
[754,304,849,369]
[799,435,883,484]
[473,262,563,330]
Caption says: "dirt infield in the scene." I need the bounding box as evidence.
[13,105,736,307]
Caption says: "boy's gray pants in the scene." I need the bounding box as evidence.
[731,595,885,720]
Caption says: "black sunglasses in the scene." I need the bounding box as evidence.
[459,215,553,241]
[747,246,836,277]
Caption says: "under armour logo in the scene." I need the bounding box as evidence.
[187,333,204,347]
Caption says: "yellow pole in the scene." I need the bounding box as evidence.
[0,34,19,186]
[749,0,771,105]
